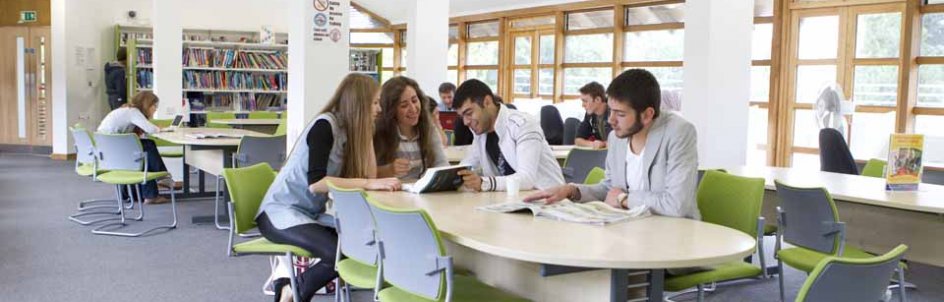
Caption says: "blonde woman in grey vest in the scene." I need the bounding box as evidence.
[374,76,449,180]
[255,74,400,302]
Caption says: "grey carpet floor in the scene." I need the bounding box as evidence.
[0,152,940,302]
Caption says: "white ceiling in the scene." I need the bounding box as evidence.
[355,0,585,24]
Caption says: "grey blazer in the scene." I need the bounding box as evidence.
[574,111,700,219]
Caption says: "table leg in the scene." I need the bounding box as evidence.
[610,269,628,302]
[647,269,665,301]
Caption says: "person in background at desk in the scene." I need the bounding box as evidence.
[575,81,612,149]
[437,82,456,111]
[525,69,700,219]
[374,76,449,179]
[97,91,171,204]
[255,74,401,302]
[452,79,565,192]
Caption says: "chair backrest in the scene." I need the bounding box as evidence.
[93,133,144,172]
[696,168,728,187]
[505,103,517,110]
[562,148,608,183]
[775,181,843,255]
[540,105,564,145]
[796,244,907,302]
[206,112,236,128]
[70,127,96,166]
[235,135,287,170]
[697,171,766,237]
[860,158,887,178]
[562,118,581,145]
[818,128,858,175]
[368,198,447,301]
[329,185,378,266]
[222,163,277,234]
[249,111,279,119]
[274,116,287,136]
[583,167,605,185]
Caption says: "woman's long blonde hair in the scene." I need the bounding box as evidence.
[127,91,159,120]
[320,73,380,178]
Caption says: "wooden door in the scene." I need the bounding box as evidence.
[0,26,30,145]
[0,26,52,147]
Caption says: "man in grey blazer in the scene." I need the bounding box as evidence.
[525,69,700,219]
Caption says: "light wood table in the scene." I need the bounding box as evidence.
[724,166,944,266]
[211,118,281,134]
[445,145,575,164]
[368,190,756,301]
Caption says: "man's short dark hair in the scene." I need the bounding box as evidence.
[452,79,498,110]
[439,82,457,94]
[606,69,661,119]
[579,82,607,102]
[116,47,127,62]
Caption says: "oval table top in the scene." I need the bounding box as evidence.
[367,190,756,269]
[150,127,268,147]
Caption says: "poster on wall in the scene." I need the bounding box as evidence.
[312,0,344,44]
[885,133,924,191]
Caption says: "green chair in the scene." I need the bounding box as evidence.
[861,159,887,178]
[664,171,768,302]
[150,119,184,158]
[774,181,909,302]
[206,112,236,128]
[367,197,529,302]
[561,148,607,184]
[796,244,908,302]
[213,135,288,230]
[274,116,287,136]
[91,133,177,237]
[329,184,382,302]
[223,163,309,302]
[583,167,605,185]
[67,127,124,225]
[249,111,279,119]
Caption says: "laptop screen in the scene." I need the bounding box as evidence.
[171,115,183,127]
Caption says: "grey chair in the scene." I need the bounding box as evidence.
[819,128,858,175]
[561,148,607,184]
[367,198,528,302]
[329,185,381,302]
[67,127,126,225]
[774,181,908,302]
[796,244,908,302]
[214,135,287,230]
[91,133,178,237]
[562,118,580,145]
[540,105,564,145]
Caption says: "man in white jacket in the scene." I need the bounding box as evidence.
[453,79,565,192]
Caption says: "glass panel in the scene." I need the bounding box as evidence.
[747,106,769,166]
[755,0,774,17]
[449,25,459,41]
[792,109,820,148]
[539,68,554,95]
[567,10,614,30]
[468,21,500,38]
[350,6,386,29]
[39,37,46,99]
[625,3,684,26]
[929,0,944,4]
[448,44,458,66]
[852,65,898,106]
[915,115,944,167]
[465,69,499,92]
[540,35,555,64]
[447,69,458,86]
[563,68,611,95]
[467,41,499,65]
[511,15,556,28]
[918,64,944,107]
[799,15,839,60]
[849,111,896,160]
[791,152,820,169]
[515,36,532,65]
[514,69,531,94]
[855,13,902,59]
[381,70,394,84]
[921,13,944,56]
[753,23,773,60]
[795,65,837,104]
[751,66,771,102]
[564,34,613,63]
[350,32,394,44]
[624,30,684,61]
[382,48,394,68]
[627,67,684,93]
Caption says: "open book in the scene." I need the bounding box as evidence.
[406,165,470,194]
[185,132,243,139]
[476,200,650,226]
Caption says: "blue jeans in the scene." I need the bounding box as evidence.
[122,139,167,199]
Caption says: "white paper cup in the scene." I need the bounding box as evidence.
[506,176,520,196]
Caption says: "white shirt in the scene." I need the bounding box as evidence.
[97,107,161,135]
[625,143,645,191]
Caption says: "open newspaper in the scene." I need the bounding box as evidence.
[477,199,650,226]
[184,132,243,139]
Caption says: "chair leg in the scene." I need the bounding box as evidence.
[131,184,145,221]
[68,208,121,225]
[778,259,786,302]
[897,268,907,302]
[214,176,230,230]
[335,278,342,302]
[344,282,352,302]
[286,252,301,302]
[696,284,705,302]
[92,186,177,237]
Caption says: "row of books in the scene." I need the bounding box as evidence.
[189,93,285,111]
[137,48,152,65]
[182,48,287,70]
[120,32,152,46]
[183,70,287,91]
[136,69,153,89]
[351,49,380,72]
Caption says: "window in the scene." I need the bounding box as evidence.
[564,68,611,95]
[917,65,944,107]
[915,115,944,167]
[469,21,500,39]
[350,32,394,44]
[748,0,774,167]
[623,3,685,96]
[466,69,499,92]
[467,41,499,65]
[564,34,613,63]
[623,30,684,61]
[566,10,613,30]
[511,16,556,28]
[350,5,386,29]
[625,3,684,26]
[921,13,944,56]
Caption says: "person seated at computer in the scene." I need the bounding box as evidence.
[255,73,400,302]
[374,76,449,179]
[575,81,612,149]
[97,91,170,204]
[524,69,699,219]
[452,79,565,192]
